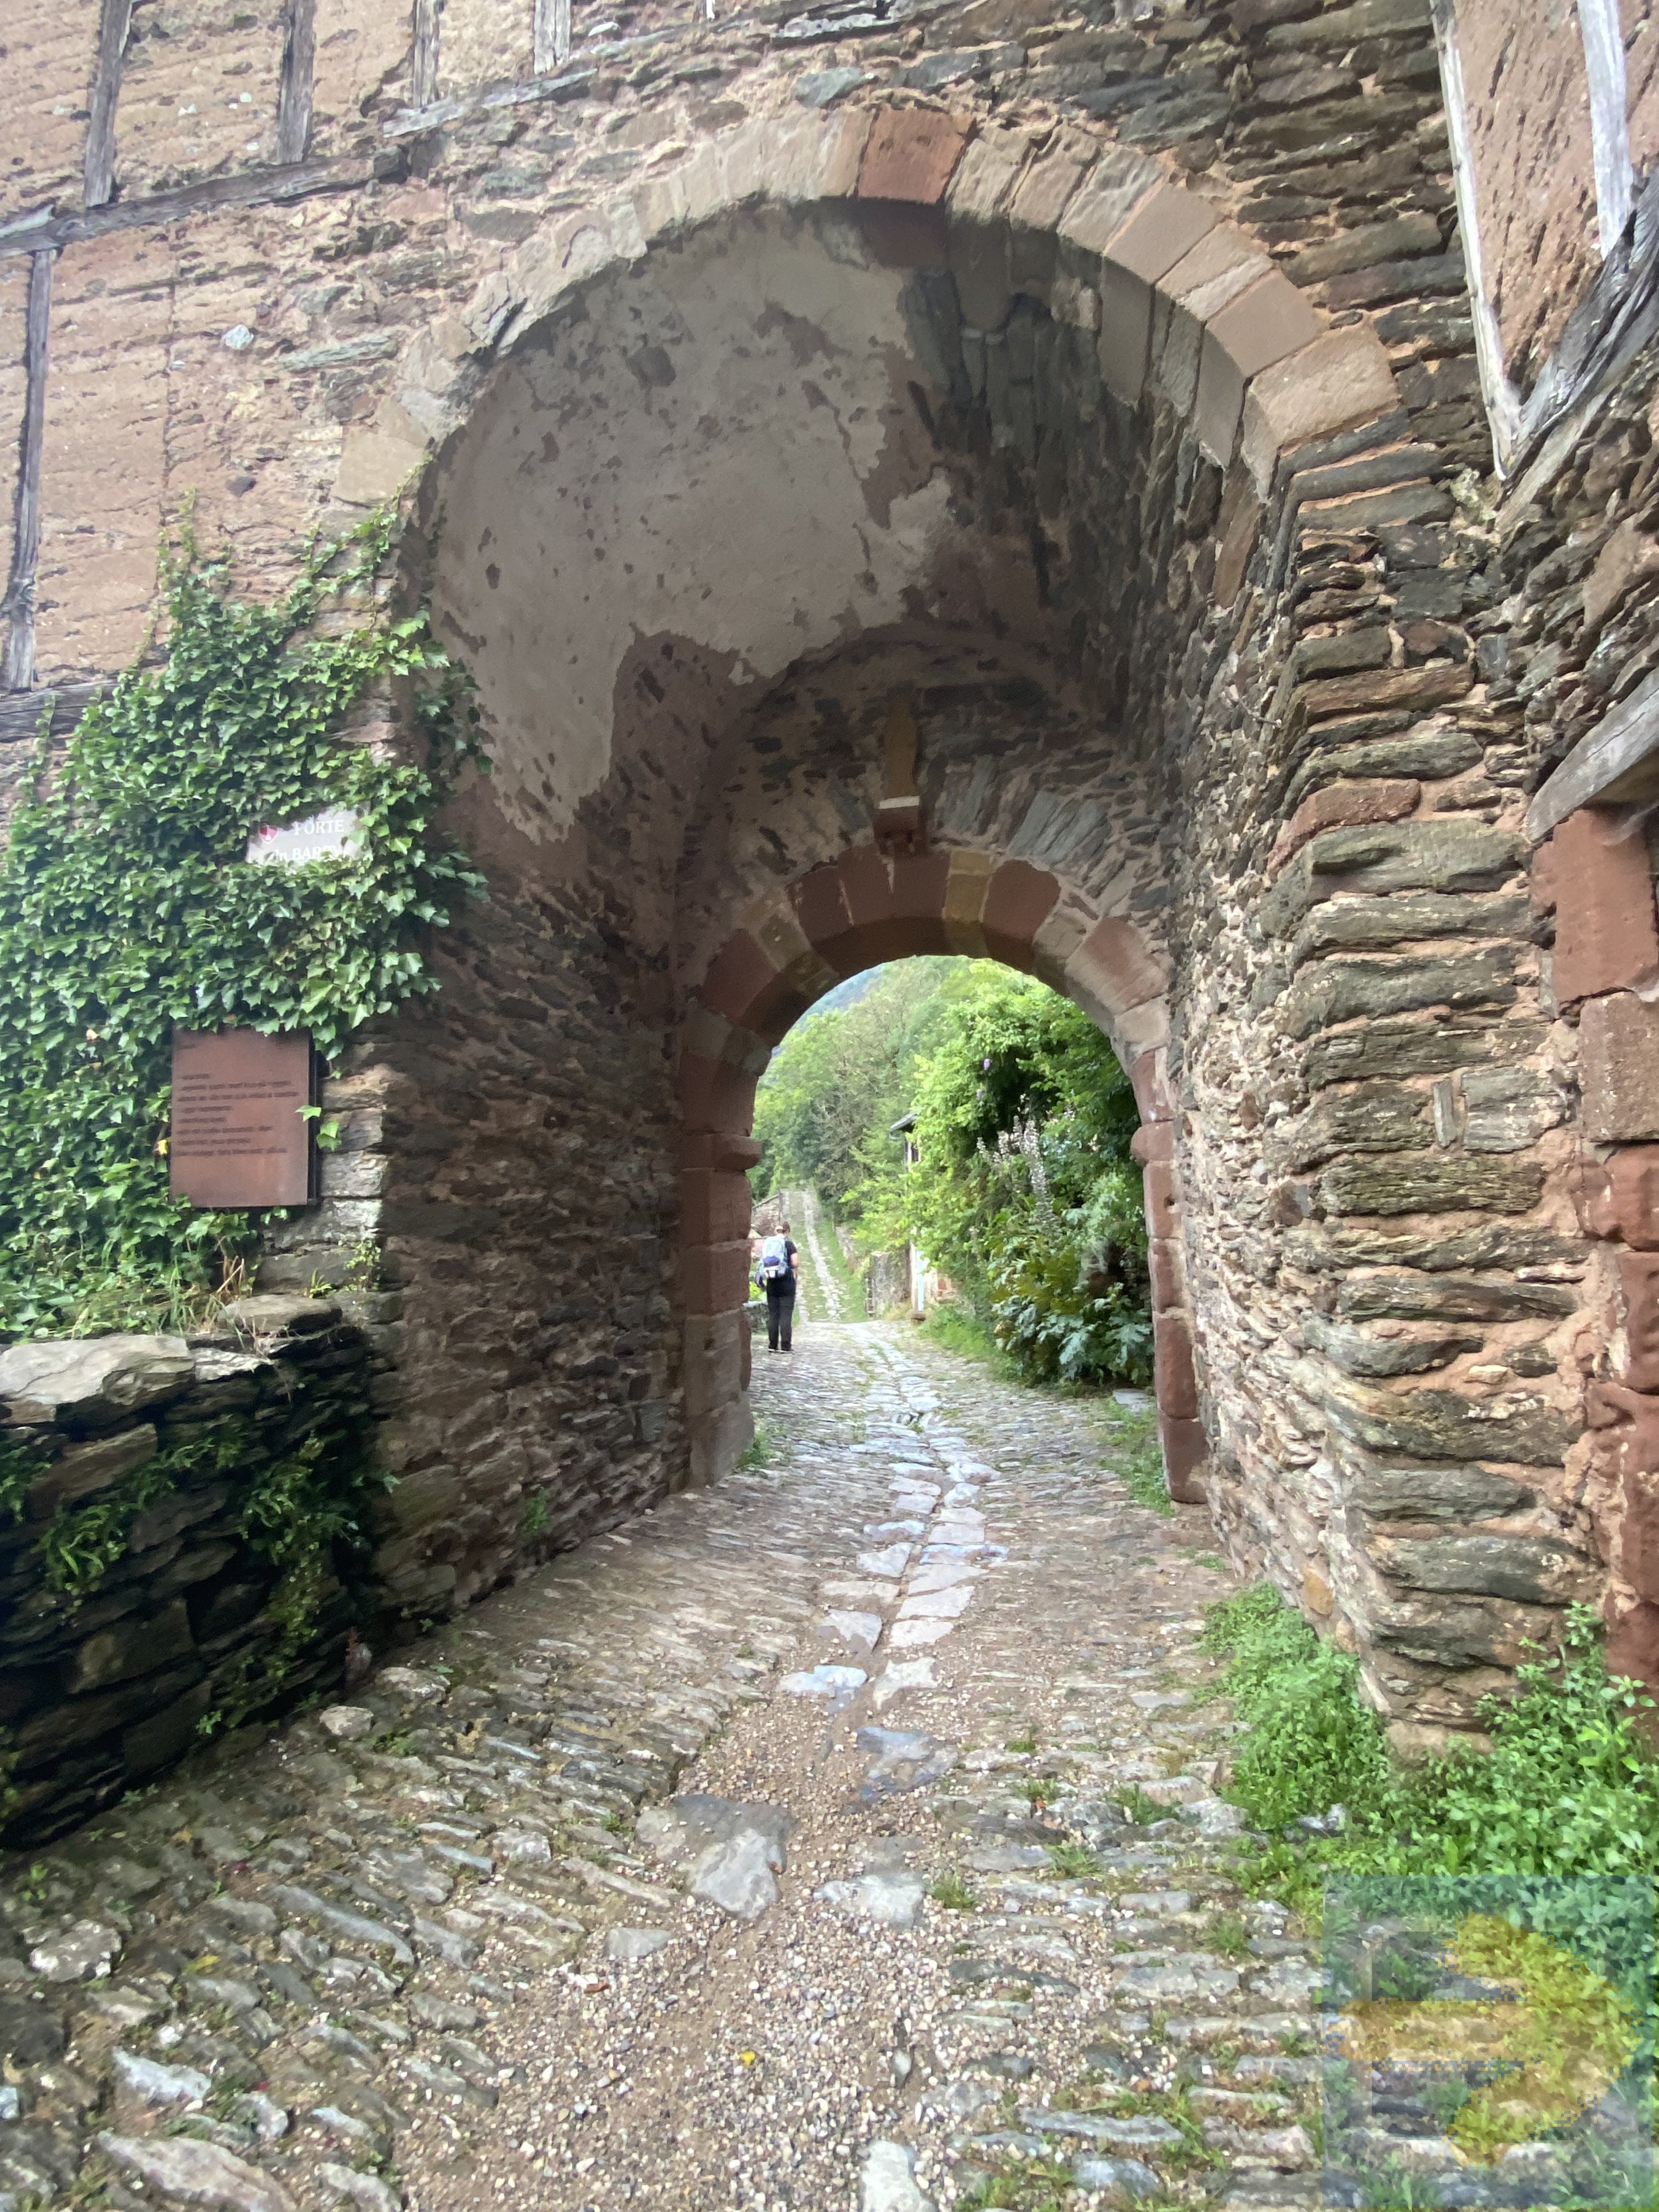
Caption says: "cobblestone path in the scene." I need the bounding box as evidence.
[0,1322,1327,2212]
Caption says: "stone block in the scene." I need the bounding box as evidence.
[1268,778,1419,878]
[1582,517,1659,635]
[676,1053,759,1138]
[1575,1145,1659,1247]
[1214,473,1264,606]
[981,861,1059,966]
[1370,1532,1592,1605]
[1211,268,1324,381]
[690,1397,752,1490]
[856,108,970,206]
[223,1294,338,1338]
[123,1679,215,1778]
[1055,144,1158,259]
[1617,1251,1659,1391]
[945,123,1029,227]
[1104,180,1217,284]
[26,1426,159,1520]
[793,860,854,947]
[1096,260,1153,404]
[1604,1597,1659,1690]
[0,1337,194,1430]
[1007,125,1096,239]
[1321,1376,1576,1466]
[71,1598,195,1694]
[1148,1235,1186,1313]
[1265,819,1525,932]
[839,843,896,927]
[1279,947,1517,1040]
[1193,333,1245,466]
[890,849,951,922]
[1305,1314,1482,1378]
[1160,1414,1208,1505]
[680,1168,753,1246]
[1239,326,1400,494]
[1321,1153,1542,1216]
[1582,994,1659,1142]
[698,929,779,1031]
[681,1240,751,1318]
[1067,913,1167,1014]
[1549,808,1659,1005]
[1144,1160,1180,1242]
[1132,1121,1175,1166]
[335,415,431,509]
[1129,1049,1171,1124]
[1343,1457,1534,1520]
[682,1313,745,1423]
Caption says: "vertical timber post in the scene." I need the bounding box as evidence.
[83,0,133,209]
[3,251,53,696]
[276,0,318,165]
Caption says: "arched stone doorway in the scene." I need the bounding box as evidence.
[319,106,1572,1751]
[679,851,1190,1499]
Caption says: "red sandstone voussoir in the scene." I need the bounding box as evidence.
[856,107,971,206]
[980,860,1059,968]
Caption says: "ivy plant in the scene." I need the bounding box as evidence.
[0,509,482,1338]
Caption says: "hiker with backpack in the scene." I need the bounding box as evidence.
[754,1221,799,1352]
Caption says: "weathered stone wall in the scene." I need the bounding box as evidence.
[5,0,1657,1759]
[0,1296,380,1846]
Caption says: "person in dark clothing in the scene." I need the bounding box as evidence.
[756,1220,799,1351]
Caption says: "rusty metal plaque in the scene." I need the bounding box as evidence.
[170,1029,317,1209]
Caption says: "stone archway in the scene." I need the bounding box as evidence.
[307,102,1581,1752]
[678,847,1195,1499]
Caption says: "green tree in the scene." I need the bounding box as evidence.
[860,972,1150,1385]
[752,958,984,1215]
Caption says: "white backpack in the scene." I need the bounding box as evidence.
[756,1234,790,1285]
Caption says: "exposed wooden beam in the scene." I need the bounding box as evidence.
[385,65,594,137]
[3,252,54,695]
[411,0,441,110]
[83,0,135,209]
[0,155,372,259]
[276,0,318,166]
[0,681,104,744]
[534,0,573,72]
[1527,672,1659,839]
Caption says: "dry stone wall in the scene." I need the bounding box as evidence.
[0,1297,380,1846]
[3,0,1656,1765]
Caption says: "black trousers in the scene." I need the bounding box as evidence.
[765,1283,795,1349]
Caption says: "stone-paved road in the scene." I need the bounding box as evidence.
[0,1323,1326,2212]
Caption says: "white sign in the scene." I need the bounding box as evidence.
[246,809,362,867]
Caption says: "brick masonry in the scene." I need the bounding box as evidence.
[3,0,1659,1757]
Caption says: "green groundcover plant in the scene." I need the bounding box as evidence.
[0,510,482,1340]
[1204,1586,1659,1901]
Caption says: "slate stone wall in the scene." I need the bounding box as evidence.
[0,1299,379,1847]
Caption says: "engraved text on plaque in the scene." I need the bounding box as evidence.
[170,1029,317,1209]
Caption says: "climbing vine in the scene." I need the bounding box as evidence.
[0,507,483,1339]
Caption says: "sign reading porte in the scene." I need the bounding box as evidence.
[170,1029,318,1209]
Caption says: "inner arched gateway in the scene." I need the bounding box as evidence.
[303,106,1576,1753]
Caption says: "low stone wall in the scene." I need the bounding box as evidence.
[865,1252,910,1319]
[0,1296,380,1847]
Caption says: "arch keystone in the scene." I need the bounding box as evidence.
[857,106,972,206]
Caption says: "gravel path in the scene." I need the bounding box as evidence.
[0,1321,1332,2212]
